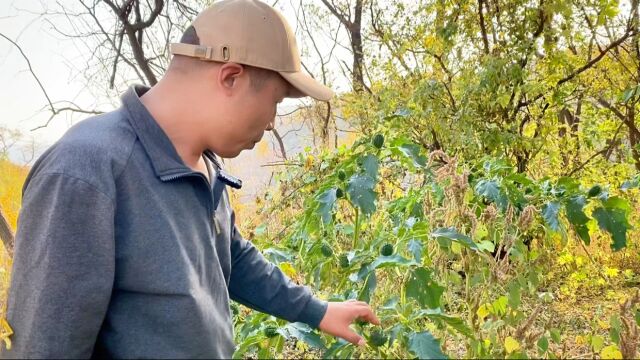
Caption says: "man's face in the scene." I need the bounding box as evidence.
[208,67,289,158]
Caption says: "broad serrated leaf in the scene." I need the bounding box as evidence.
[316,188,337,224]
[592,197,631,251]
[622,86,637,102]
[361,154,379,180]
[408,238,424,263]
[405,267,444,309]
[263,247,294,264]
[537,336,549,354]
[431,227,479,251]
[542,201,561,232]
[475,179,508,210]
[398,143,427,167]
[477,240,495,253]
[408,331,448,359]
[621,175,639,190]
[323,339,352,359]
[282,323,325,350]
[347,174,377,215]
[357,272,377,303]
[232,334,263,359]
[565,196,591,244]
[370,254,415,269]
[416,308,473,338]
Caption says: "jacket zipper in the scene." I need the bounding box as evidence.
[160,171,216,233]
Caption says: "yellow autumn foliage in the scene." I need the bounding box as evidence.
[0,158,29,325]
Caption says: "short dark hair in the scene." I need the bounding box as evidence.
[180,25,200,45]
[173,26,276,91]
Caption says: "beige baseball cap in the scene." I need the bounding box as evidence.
[170,0,333,101]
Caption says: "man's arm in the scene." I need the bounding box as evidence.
[226,208,380,346]
[227,208,327,328]
[1,173,115,358]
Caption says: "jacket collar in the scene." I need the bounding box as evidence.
[121,85,242,189]
[121,85,196,179]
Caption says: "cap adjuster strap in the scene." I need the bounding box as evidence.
[170,43,230,62]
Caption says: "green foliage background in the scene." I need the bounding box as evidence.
[231,0,640,358]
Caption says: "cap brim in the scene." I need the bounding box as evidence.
[279,71,334,101]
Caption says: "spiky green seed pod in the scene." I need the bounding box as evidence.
[264,325,279,338]
[369,329,388,347]
[380,243,393,256]
[587,185,602,198]
[321,243,333,257]
[372,134,384,149]
[339,253,350,268]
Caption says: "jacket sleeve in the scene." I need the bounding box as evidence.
[226,210,327,329]
[1,173,115,358]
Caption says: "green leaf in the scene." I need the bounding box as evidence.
[556,176,580,195]
[477,240,495,253]
[565,196,591,245]
[508,283,521,309]
[323,339,353,359]
[492,296,508,316]
[537,336,549,354]
[370,254,415,269]
[405,267,445,309]
[361,154,379,180]
[232,334,263,359]
[431,227,479,251]
[398,143,427,167]
[282,323,326,350]
[475,179,508,210]
[591,335,605,352]
[316,188,337,224]
[550,328,561,344]
[347,174,377,215]
[592,197,631,251]
[263,247,294,264]
[622,86,637,102]
[621,175,639,190]
[357,272,377,303]
[408,238,424,263]
[408,331,448,359]
[417,308,473,338]
[542,201,561,232]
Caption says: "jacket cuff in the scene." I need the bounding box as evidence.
[295,296,328,329]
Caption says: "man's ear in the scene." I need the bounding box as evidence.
[218,62,245,96]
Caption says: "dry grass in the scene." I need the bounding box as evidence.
[0,159,28,326]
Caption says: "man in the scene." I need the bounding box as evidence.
[2,0,379,358]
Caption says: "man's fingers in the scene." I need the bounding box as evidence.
[342,329,366,346]
[356,306,381,325]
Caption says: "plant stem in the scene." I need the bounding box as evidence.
[353,206,360,249]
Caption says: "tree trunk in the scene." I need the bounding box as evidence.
[351,0,364,91]
[0,205,14,257]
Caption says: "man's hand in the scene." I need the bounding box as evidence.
[318,299,380,346]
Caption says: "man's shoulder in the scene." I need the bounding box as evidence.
[59,108,136,153]
[26,109,137,198]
